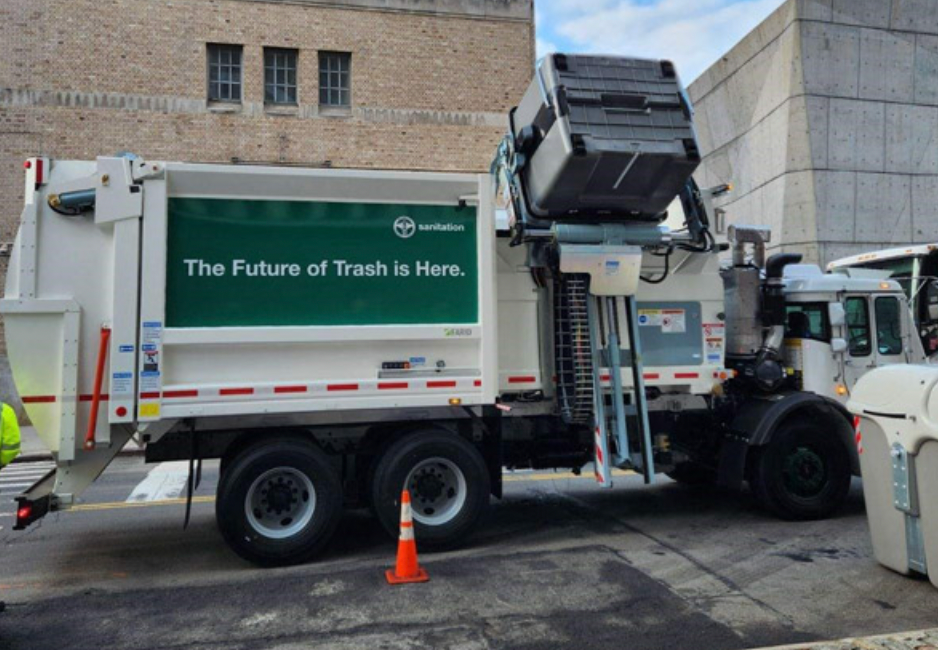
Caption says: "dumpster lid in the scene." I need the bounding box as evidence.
[848,364,938,452]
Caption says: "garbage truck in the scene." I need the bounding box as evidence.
[829,244,938,357]
[2,54,917,566]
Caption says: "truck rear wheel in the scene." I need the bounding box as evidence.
[749,420,851,521]
[371,430,490,549]
[216,438,342,566]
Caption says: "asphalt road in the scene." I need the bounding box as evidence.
[1,458,937,650]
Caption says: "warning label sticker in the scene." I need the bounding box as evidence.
[703,322,725,338]
[706,337,724,363]
[640,308,687,333]
[139,403,160,418]
[638,309,662,327]
[140,370,161,394]
[661,309,686,334]
[112,371,133,396]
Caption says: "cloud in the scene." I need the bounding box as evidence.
[537,36,559,57]
[538,0,784,82]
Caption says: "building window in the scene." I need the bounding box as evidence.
[319,51,351,107]
[208,44,243,102]
[265,48,298,105]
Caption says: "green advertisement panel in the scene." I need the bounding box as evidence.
[165,198,478,327]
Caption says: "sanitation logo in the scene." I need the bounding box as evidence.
[393,216,416,239]
[393,214,466,238]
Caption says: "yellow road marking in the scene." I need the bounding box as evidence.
[503,469,636,483]
[70,495,215,512]
[57,470,638,514]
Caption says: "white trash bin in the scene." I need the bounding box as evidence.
[849,364,938,587]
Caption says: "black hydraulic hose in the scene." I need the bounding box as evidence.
[641,249,671,284]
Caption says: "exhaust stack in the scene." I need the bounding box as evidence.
[722,226,802,392]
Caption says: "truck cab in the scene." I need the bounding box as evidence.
[828,244,938,358]
[782,265,922,403]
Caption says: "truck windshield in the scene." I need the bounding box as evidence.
[784,303,830,342]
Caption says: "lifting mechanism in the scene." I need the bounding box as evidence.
[493,117,714,488]
[490,53,715,486]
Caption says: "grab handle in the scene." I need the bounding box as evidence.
[84,325,111,451]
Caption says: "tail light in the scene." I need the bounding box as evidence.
[24,157,48,191]
[13,494,50,530]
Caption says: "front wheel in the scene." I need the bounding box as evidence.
[371,430,490,549]
[749,420,851,520]
[216,438,343,566]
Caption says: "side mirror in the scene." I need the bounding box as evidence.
[927,282,938,322]
[831,338,848,354]
[829,303,846,327]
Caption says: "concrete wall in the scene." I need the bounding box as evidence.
[689,0,938,265]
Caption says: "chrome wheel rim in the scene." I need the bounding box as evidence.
[405,457,467,526]
[245,467,316,539]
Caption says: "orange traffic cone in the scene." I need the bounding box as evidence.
[385,489,430,584]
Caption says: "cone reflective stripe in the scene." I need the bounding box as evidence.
[400,495,414,537]
[385,489,429,584]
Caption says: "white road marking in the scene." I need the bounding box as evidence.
[0,464,54,494]
[1,464,55,475]
[126,461,191,503]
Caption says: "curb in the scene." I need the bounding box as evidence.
[749,628,938,650]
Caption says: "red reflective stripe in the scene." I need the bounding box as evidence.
[378,382,408,390]
[508,376,537,384]
[274,385,307,394]
[219,387,253,396]
[601,374,611,381]
[164,390,198,398]
[427,380,457,388]
[22,395,113,403]
[327,383,358,392]
[35,158,44,184]
[643,373,660,380]
[473,379,482,387]
[140,392,160,400]
[675,373,699,379]
[400,521,413,528]
[21,395,56,404]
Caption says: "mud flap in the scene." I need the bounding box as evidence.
[716,437,748,490]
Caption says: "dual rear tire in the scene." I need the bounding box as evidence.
[370,430,490,549]
[216,430,489,566]
[216,438,343,567]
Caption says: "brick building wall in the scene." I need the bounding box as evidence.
[0,0,533,247]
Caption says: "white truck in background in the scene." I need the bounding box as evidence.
[2,55,923,566]
[829,244,938,359]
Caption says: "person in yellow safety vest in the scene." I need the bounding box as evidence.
[0,402,20,613]
[0,402,21,468]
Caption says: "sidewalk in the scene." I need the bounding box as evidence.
[755,629,938,650]
[14,425,143,463]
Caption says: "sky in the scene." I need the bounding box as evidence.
[535,0,786,84]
